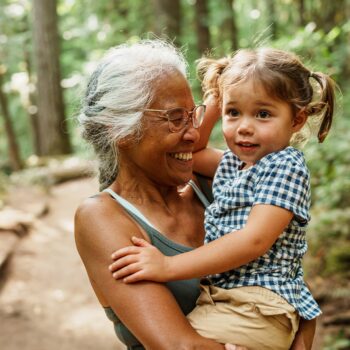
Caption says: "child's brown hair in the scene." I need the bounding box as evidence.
[197,48,336,143]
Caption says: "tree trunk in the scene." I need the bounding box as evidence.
[223,0,238,51]
[23,39,40,155]
[151,0,181,45]
[313,0,346,32]
[195,0,211,55]
[266,0,277,39]
[296,0,307,26]
[0,73,23,171]
[32,0,71,156]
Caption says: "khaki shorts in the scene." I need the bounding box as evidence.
[187,284,299,350]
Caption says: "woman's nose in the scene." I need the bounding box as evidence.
[183,123,200,143]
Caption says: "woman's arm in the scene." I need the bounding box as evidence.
[74,194,226,350]
[110,204,293,282]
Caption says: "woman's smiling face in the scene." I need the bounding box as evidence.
[120,70,200,186]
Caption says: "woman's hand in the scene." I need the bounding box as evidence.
[109,237,172,283]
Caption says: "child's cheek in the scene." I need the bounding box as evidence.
[222,118,236,146]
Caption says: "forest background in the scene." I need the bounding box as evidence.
[0,0,349,349]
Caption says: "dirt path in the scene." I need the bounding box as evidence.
[0,178,124,350]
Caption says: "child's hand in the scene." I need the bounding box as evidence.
[109,237,171,283]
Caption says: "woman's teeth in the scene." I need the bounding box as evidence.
[171,152,192,160]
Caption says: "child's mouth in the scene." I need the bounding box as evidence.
[237,142,259,149]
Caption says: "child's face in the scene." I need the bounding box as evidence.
[221,79,302,167]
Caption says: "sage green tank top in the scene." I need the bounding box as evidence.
[103,178,211,349]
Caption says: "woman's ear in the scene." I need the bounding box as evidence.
[292,109,308,132]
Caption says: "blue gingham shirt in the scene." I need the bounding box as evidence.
[205,147,321,320]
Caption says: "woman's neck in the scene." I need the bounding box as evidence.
[111,169,185,208]
[110,166,204,248]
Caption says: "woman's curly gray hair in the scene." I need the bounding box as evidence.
[78,39,188,190]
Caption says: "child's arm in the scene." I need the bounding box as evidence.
[109,204,293,283]
[194,95,221,152]
[193,95,223,178]
[193,148,223,178]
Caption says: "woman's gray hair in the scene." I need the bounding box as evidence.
[78,39,188,190]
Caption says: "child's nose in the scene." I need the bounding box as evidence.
[237,118,254,135]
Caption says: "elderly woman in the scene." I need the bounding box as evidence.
[75,40,315,350]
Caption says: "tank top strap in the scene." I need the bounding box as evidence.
[188,179,211,208]
[194,173,214,204]
[103,179,211,229]
[103,188,156,229]
[102,188,194,253]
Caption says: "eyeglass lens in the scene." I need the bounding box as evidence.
[168,105,205,132]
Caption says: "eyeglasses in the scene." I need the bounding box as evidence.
[143,105,206,133]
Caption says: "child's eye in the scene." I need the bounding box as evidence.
[256,110,271,119]
[226,108,239,117]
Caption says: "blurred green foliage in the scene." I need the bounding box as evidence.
[323,331,350,350]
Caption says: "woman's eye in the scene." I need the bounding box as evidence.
[226,109,239,117]
[257,110,271,119]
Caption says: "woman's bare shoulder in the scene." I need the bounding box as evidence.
[75,192,114,225]
[74,192,142,260]
[75,194,115,235]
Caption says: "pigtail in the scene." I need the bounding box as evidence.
[308,72,336,143]
[196,57,231,100]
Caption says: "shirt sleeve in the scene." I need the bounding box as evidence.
[253,159,310,223]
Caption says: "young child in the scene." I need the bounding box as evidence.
[109,48,336,349]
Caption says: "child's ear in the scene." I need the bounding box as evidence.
[292,109,308,132]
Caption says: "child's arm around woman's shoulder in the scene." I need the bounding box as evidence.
[193,95,224,178]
